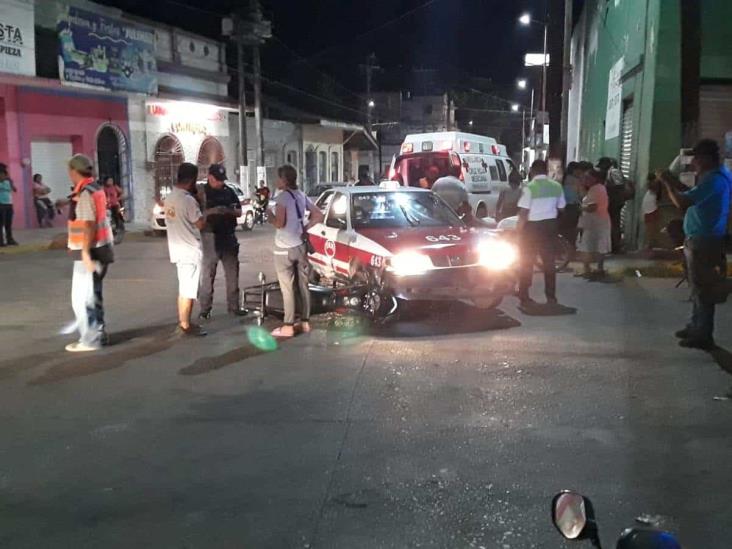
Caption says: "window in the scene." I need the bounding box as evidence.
[316,190,334,211]
[305,151,317,188]
[330,152,339,182]
[203,45,210,57]
[351,192,463,230]
[489,165,499,181]
[319,151,327,183]
[189,41,195,52]
[495,160,508,182]
[286,150,298,167]
[326,193,347,229]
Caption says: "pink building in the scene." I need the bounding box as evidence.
[0,76,129,229]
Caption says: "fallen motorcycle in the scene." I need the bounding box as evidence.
[552,491,682,548]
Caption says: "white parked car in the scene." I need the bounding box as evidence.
[151,181,255,233]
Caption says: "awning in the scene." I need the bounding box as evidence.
[320,119,378,151]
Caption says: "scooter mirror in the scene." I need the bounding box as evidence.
[552,491,588,539]
[617,528,682,549]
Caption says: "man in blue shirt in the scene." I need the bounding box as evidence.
[661,139,731,350]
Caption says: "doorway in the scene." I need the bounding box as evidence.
[197,137,225,180]
[154,134,184,199]
[96,124,131,215]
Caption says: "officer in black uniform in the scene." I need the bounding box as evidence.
[198,164,247,319]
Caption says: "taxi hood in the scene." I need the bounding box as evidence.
[357,226,479,256]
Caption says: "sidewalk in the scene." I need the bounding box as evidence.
[0,223,149,255]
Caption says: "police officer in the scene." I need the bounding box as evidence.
[659,139,731,350]
[198,164,247,319]
[517,159,566,307]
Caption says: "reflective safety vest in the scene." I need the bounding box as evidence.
[68,178,114,251]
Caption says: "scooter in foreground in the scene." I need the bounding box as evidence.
[552,491,682,549]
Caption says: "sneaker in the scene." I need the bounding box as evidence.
[65,341,101,352]
[7,239,18,246]
[679,338,716,351]
[198,311,212,321]
[229,309,248,317]
[177,324,207,337]
[674,328,691,339]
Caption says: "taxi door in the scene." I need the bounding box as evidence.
[318,192,352,277]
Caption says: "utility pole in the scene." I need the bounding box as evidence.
[233,14,248,176]
[361,53,380,132]
[559,0,573,161]
[250,0,266,171]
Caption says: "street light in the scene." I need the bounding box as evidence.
[367,99,375,108]
[517,79,527,90]
[468,120,474,128]
[511,104,520,113]
[519,11,549,158]
[519,13,531,26]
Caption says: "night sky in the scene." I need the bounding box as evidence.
[96,0,553,99]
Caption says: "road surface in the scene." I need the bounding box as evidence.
[0,228,730,548]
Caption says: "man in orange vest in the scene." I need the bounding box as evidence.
[66,154,115,352]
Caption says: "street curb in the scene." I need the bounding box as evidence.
[0,230,150,256]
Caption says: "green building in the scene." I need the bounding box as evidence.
[567,0,732,247]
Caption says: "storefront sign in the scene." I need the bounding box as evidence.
[145,100,230,138]
[57,5,157,94]
[0,0,35,76]
[605,57,624,140]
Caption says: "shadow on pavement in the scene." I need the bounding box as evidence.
[518,303,578,317]
[179,344,269,376]
[27,325,178,386]
[708,346,732,376]
[371,307,521,339]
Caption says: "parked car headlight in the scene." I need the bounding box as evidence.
[479,239,518,271]
[153,204,164,216]
[389,251,433,276]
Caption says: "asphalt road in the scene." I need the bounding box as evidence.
[0,228,731,549]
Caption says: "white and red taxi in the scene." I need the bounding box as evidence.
[307,185,518,319]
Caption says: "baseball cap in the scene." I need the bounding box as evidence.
[68,154,94,175]
[208,164,227,181]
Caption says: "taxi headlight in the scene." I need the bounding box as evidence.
[388,251,433,276]
[479,239,518,271]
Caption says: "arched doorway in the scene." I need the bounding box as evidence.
[96,124,130,212]
[154,134,184,199]
[197,137,225,180]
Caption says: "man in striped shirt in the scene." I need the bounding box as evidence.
[517,159,566,307]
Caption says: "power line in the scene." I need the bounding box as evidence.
[294,0,443,63]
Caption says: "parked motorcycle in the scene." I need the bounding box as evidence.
[552,491,682,548]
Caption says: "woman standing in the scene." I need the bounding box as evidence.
[33,173,56,227]
[269,165,324,338]
[576,169,611,278]
[641,173,662,250]
[0,163,18,246]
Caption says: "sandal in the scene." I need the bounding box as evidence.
[296,321,312,334]
[271,326,295,339]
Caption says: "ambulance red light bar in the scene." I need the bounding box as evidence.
[401,143,414,154]
[491,145,501,155]
[463,141,471,152]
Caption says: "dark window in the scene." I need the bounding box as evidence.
[326,193,348,229]
[204,45,210,56]
[496,160,508,182]
[35,27,60,79]
[489,165,499,181]
[189,41,195,52]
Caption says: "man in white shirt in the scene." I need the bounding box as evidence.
[517,159,566,306]
[164,162,207,336]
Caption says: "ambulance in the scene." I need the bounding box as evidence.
[389,132,519,218]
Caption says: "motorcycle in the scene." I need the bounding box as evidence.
[552,491,682,548]
[110,205,125,244]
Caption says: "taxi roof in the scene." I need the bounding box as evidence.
[328,185,431,195]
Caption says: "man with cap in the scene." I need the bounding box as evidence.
[65,154,115,352]
[658,139,731,350]
[198,164,247,319]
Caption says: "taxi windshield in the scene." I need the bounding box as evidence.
[351,192,464,229]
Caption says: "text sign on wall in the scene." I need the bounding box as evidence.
[605,57,625,140]
[145,100,230,138]
[0,0,35,76]
[57,5,157,94]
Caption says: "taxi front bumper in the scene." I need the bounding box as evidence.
[384,266,515,302]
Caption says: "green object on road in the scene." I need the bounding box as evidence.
[247,326,278,352]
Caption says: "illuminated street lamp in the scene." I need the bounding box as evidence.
[468,120,474,128]
[511,104,520,113]
[519,13,532,26]
[367,99,375,109]
[517,79,527,90]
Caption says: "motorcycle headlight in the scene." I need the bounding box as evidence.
[479,239,518,271]
[389,251,433,276]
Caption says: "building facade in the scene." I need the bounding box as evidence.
[567,0,732,246]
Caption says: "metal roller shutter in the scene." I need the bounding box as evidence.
[30,141,74,201]
[699,84,732,151]
[619,101,635,247]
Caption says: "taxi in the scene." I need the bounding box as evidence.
[307,185,518,320]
